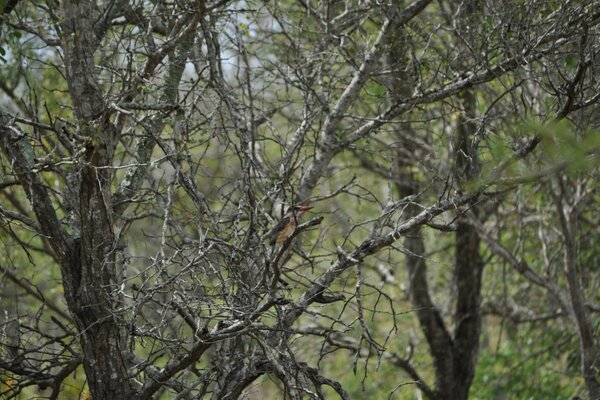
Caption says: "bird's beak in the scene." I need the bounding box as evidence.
[297,205,313,212]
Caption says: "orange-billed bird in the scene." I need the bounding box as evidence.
[269,204,313,252]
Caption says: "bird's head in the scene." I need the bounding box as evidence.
[292,204,313,213]
[283,204,313,217]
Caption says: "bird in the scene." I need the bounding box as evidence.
[269,204,313,253]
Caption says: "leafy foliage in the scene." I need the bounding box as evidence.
[1,1,599,399]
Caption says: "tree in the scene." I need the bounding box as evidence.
[1,0,599,399]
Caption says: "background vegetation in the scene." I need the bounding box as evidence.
[1,0,599,399]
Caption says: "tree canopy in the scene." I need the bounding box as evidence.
[1,1,599,399]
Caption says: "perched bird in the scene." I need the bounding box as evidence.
[269,204,313,252]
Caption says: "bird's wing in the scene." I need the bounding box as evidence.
[276,221,296,245]
[269,216,291,245]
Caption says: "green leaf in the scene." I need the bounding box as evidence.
[565,54,578,72]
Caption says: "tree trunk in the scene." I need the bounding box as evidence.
[388,5,484,397]
[57,0,132,396]
[554,183,600,400]
[449,88,484,399]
